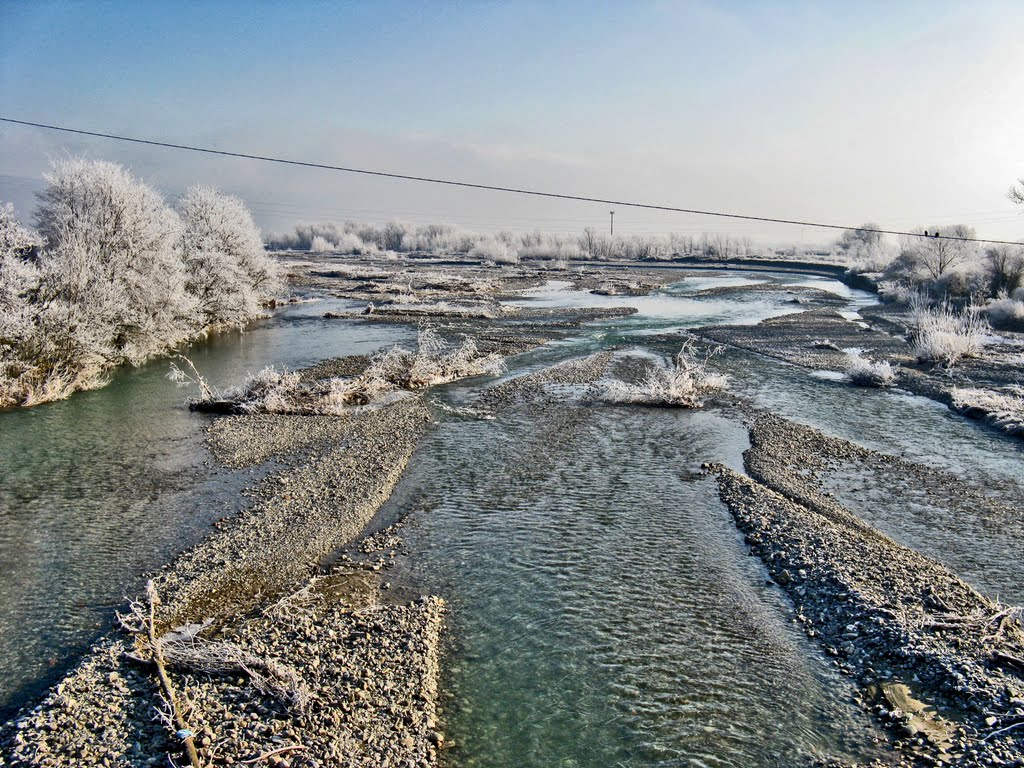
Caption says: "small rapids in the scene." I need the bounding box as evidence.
[383,401,889,766]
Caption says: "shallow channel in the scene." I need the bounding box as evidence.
[385,398,889,766]
[0,300,412,715]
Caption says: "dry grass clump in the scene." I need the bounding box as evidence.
[174,328,504,414]
[845,351,896,387]
[910,296,989,367]
[367,327,505,390]
[951,387,1024,436]
[602,341,728,407]
[985,295,1024,331]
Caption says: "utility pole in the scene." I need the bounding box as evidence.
[609,210,615,236]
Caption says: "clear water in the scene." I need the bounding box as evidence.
[719,350,1024,604]
[0,301,412,714]
[508,273,876,339]
[386,402,888,767]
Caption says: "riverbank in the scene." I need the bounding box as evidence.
[699,303,1024,440]
[0,392,445,767]
[713,412,1024,767]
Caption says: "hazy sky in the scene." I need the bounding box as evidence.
[2,1,1023,245]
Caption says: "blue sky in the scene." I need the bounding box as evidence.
[2,1,1023,243]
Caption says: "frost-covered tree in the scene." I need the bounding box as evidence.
[895,224,978,281]
[34,157,194,363]
[0,205,43,404]
[178,185,280,329]
[1,160,281,407]
[1009,178,1024,207]
[0,203,40,317]
[835,223,893,273]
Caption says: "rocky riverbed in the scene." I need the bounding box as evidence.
[0,390,444,767]
[713,412,1024,767]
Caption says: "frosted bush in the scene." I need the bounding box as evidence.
[845,351,896,387]
[309,235,336,253]
[602,342,728,407]
[951,387,1024,436]
[469,236,517,264]
[215,366,304,414]
[181,328,504,414]
[910,296,989,367]
[381,328,505,389]
[985,296,1024,329]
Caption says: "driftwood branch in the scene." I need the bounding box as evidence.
[983,719,1024,742]
[119,581,203,768]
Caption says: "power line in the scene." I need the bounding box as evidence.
[1,116,1021,246]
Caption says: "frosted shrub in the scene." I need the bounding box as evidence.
[229,367,303,413]
[377,328,505,389]
[603,341,728,407]
[845,351,896,387]
[910,296,989,367]
[951,387,1024,436]
[985,296,1024,330]
[309,235,336,253]
[469,236,517,264]
[181,328,504,414]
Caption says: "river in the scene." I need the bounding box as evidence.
[2,271,1021,766]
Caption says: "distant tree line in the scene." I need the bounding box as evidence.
[0,158,281,407]
[265,220,760,263]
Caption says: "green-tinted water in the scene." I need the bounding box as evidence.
[0,299,412,714]
[3,271,1022,767]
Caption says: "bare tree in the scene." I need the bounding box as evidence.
[903,224,978,279]
[985,244,1024,295]
[837,223,883,253]
[579,227,599,257]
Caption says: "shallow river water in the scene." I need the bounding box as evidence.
[1,271,1022,766]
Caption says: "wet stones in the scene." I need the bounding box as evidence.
[711,412,1024,766]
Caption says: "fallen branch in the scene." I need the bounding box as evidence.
[161,634,310,712]
[119,581,203,768]
[991,650,1024,674]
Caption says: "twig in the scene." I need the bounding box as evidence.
[240,744,306,764]
[982,720,1024,742]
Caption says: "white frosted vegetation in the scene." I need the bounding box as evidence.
[951,387,1024,436]
[266,220,762,263]
[0,160,281,407]
[468,236,518,264]
[845,351,896,387]
[602,342,728,408]
[182,327,505,414]
[910,297,989,368]
[178,185,281,330]
[985,295,1024,330]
